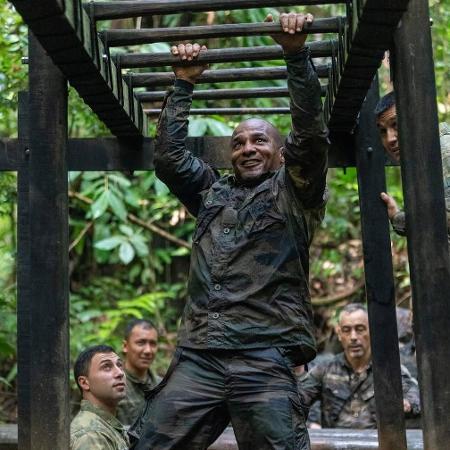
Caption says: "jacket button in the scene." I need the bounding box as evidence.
[214,284,222,291]
[223,227,230,234]
[206,200,212,205]
[212,312,220,319]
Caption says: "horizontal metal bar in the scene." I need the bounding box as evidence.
[129,65,330,87]
[91,0,346,21]
[144,107,292,116]
[103,18,340,47]
[136,85,327,101]
[118,40,333,68]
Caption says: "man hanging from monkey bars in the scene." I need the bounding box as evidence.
[130,12,329,450]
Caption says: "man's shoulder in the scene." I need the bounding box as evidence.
[311,353,348,381]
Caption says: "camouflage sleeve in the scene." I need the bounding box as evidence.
[282,47,329,209]
[154,79,220,216]
[299,365,324,409]
[71,431,118,450]
[400,364,421,416]
[390,211,406,236]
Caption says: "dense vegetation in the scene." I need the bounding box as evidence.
[0,1,448,422]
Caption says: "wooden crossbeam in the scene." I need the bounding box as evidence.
[102,18,340,47]
[91,0,346,20]
[10,0,146,137]
[128,65,330,87]
[136,85,327,101]
[145,107,291,115]
[118,40,334,68]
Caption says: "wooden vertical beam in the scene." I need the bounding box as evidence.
[355,78,407,450]
[393,1,450,448]
[26,33,70,449]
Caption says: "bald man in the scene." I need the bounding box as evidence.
[131,12,329,450]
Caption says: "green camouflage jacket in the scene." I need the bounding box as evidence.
[300,353,420,428]
[116,368,162,427]
[154,47,329,365]
[70,400,129,450]
[391,122,450,245]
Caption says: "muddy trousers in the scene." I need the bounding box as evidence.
[131,347,310,450]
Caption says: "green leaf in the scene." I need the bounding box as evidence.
[154,178,170,196]
[206,118,234,136]
[130,234,149,256]
[119,241,135,264]
[189,118,208,137]
[91,190,109,219]
[107,191,127,220]
[94,236,124,250]
[119,224,134,237]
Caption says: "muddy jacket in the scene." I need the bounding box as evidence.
[154,47,329,365]
[300,353,420,428]
[71,400,129,450]
[391,122,450,247]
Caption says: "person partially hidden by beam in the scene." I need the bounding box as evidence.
[71,345,130,450]
[300,303,420,429]
[129,11,329,450]
[116,319,162,427]
[376,91,450,247]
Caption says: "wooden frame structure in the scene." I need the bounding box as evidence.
[1,0,449,449]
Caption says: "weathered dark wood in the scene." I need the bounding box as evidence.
[26,34,70,450]
[129,65,329,88]
[355,78,407,450]
[145,107,292,116]
[103,18,340,46]
[118,40,334,68]
[92,0,346,20]
[392,0,450,448]
[136,85,327,102]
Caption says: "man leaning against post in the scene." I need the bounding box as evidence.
[71,345,130,450]
[130,11,329,450]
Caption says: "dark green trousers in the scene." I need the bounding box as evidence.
[130,347,310,450]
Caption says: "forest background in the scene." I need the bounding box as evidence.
[0,1,448,422]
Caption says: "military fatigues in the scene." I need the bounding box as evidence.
[71,400,129,450]
[300,353,420,428]
[390,122,450,247]
[116,369,162,427]
[130,47,329,450]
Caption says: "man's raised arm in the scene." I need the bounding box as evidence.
[154,43,219,217]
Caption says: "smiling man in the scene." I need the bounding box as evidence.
[71,345,129,450]
[117,320,161,427]
[300,304,420,429]
[131,12,329,450]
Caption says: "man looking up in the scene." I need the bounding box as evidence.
[301,304,420,429]
[376,91,450,244]
[71,345,129,450]
[131,12,329,450]
[117,319,161,427]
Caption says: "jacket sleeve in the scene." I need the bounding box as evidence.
[299,365,324,408]
[400,364,421,416]
[71,431,117,450]
[154,79,220,217]
[282,47,330,210]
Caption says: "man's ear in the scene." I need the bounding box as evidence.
[335,325,342,342]
[122,339,128,354]
[279,146,285,164]
[78,376,90,392]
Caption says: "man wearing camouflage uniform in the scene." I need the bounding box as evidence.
[377,92,450,247]
[301,304,420,428]
[131,12,329,450]
[71,345,129,450]
[117,319,162,427]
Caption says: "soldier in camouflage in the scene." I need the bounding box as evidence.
[130,11,329,450]
[71,345,130,450]
[301,304,420,429]
[117,320,162,427]
[377,92,450,247]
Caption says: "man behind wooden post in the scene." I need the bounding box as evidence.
[130,11,330,450]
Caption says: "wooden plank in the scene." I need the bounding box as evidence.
[355,78,407,450]
[392,0,450,448]
[118,40,334,68]
[103,18,339,46]
[129,65,330,87]
[26,34,70,450]
[145,107,292,115]
[92,0,346,20]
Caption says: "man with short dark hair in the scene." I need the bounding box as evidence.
[117,320,161,427]
[71,345,129,450]
[300,304,420,429]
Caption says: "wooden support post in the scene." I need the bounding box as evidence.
[22,33,70,449]
[355,78,407,450]
[392,0,450,448]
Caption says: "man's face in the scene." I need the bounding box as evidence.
[230,119,283,183]
[78,352,126,406]
[337,310,371,361]
[123,325,158,374]
[377,105,400,162]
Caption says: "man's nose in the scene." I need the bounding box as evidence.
[387,128,397,144]
[350,329,358,340]
[114,365,125,378]
[242,142,255,154]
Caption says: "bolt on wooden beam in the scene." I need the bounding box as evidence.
[118,40,334,68]
[102,18,340,47]
[91,0,346,21]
